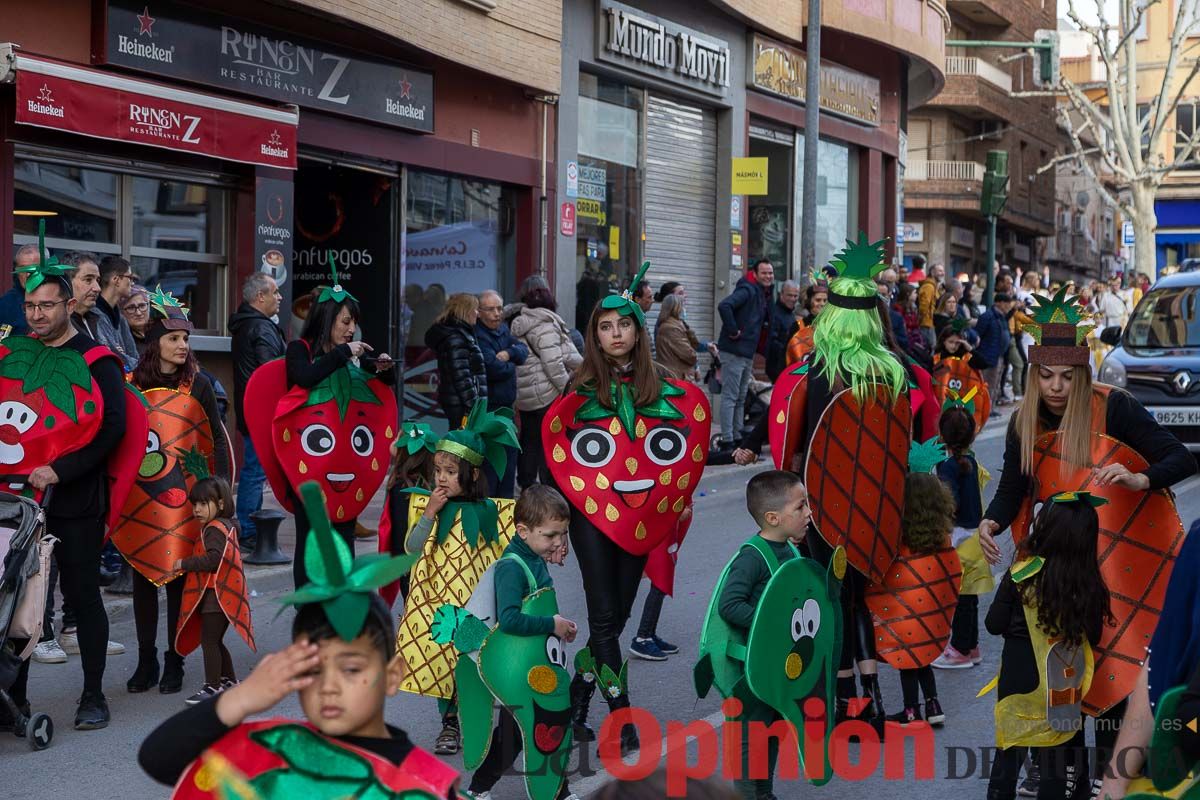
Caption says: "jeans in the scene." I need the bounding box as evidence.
[719,351,755,442]
[636,585,666,639]
[1005,339,1026,399]
[983,364,1004,409]
[236,435,266,542]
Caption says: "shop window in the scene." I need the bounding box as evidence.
[795,135,859,271]
[13,158,229,333]
[748,129,794,276]
[401,169,516,432]
[575,73,643,333]
[1176,102,1199,167]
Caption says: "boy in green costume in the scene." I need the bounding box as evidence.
[694,470,845,799]
[431,485,580,800]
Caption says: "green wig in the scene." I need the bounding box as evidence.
[811,233,907,404]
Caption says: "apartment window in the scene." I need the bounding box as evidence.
[1138,103,1152,159]
[1176,101,1199,167]
[13,157,231,333]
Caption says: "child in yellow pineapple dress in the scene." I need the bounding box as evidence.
[395,401,519,757]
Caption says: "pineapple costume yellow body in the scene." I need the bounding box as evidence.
[396,492,515,698]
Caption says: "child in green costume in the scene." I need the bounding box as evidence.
[457,485,579,800]
[715,470,814,800]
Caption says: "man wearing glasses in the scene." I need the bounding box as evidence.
[0,244,41,337]
[8,270,128,730]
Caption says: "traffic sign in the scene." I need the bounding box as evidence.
[1122,221,1135,247]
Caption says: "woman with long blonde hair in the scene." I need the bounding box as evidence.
[976,288,1192,795]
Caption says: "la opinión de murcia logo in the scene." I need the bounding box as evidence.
[27,84,64,118]
[261,129,289,159]
[128,103,201,144]
[386,75,424,120]
[119,6,175,63]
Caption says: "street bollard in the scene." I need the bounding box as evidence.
[244,509,291,565]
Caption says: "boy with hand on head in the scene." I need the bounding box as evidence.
[138,482,460,799]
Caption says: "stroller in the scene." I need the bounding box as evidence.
[0,490,56,750]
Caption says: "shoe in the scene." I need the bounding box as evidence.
[220,677,239,690]
[434,716,461,755]
[602,692,639,756]
[1018,762,1040,796]
[463,792,492,800]
[924,698,946,726]
[1088,778,1103,799]
[98,566,119,587]
[185,684,223,705]
[932,645,974,670]
[969,647,983,665]
[989,411,1002,419]
[74,690,110,730]
[569,672,597,743]
[106,563,135,595]
[58,631,125,656]
[160,652,185,694]
[239,538,257,554]
[127,651,160,693]
[651,635,679,655]
[886,706,922,725]
[630,637,667,661]
[32,640,68,664]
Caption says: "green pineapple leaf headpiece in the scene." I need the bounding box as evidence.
[1023,287,1094,367]
[437,400,520,476]
[1050,490,1109,509]
[812,231,907,403]
[15,219,71,294]
[599,260,651,327]
[175,445,211,481]
[909,436,948,475]
[277,482,418,641]
[942,386,979,415]
[316,250,358,305]
[396,421,439,457]
[147,284,193,333]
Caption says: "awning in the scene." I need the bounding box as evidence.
[2,50,298,169]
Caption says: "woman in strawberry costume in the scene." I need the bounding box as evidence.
[542,262,711,755]
[977,287,1194,792]
[113,287,231,696]
[246,257,397,590]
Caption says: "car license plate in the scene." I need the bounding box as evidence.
[1147,407,1200,426]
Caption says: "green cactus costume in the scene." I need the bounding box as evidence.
[430,554,573,800]
[694,539,846,785]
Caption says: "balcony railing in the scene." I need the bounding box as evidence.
[944,56,1012,93]
[907,160,987,182]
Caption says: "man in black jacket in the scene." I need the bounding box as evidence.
[16,272,126,730]
[229,273,284,547]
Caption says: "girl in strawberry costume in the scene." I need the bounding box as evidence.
[542,262,711,755]
[114,287,231,697]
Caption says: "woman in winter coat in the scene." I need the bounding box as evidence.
[653,293,699,380]
[510,277,582,489]
[425,293,487,429]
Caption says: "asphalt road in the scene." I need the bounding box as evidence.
[5,405,1200,798]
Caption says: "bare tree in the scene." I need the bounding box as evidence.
[1050,0,1200,278]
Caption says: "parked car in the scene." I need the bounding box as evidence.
[1099,270,1200,451]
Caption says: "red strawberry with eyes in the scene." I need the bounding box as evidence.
[543,378,710,555]
[248,361,396,523]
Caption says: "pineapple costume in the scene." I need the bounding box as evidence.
[395,401,519,699]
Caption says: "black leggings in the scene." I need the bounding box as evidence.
[988,729,1089,800]
[133,571,184,656]
[200,611,234,685]
[804,530,878,669]
[468,706,569,798]
[569,513,647,678]
[291,490,356,589]
[950,593,980,654]
[899,666,938,707]
[518,407,552,490]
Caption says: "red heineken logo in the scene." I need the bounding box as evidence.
[137,6,156,36]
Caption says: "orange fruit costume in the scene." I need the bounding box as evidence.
[176,516,255,657]
[111,288,218,586]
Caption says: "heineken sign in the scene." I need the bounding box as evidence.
[597,0,730,97]
[103,0,434,133]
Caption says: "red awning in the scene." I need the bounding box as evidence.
[5,52,298,169]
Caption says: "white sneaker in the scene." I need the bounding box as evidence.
[58,631,126,656]
[465,792,492,800]
[32,640,68,664]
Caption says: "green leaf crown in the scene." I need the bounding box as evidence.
[316,251,358,305]
[827,232,889,284]
[1022,287,1095,345]
[909,436,948,474]
[14,219,71,294]
[598,260,651,327]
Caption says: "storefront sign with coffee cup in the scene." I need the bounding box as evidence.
[255,173,294,329]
